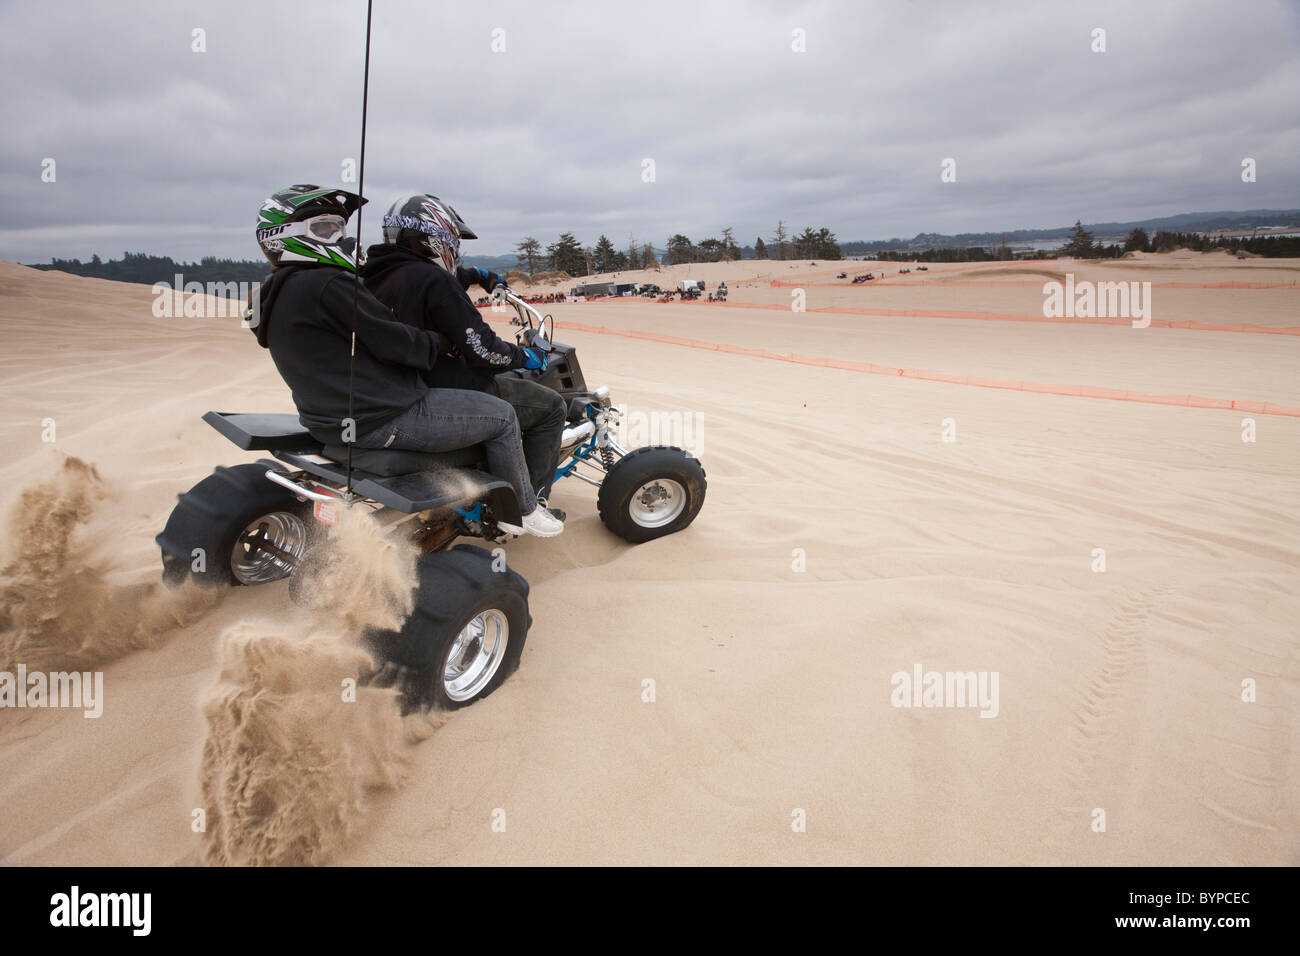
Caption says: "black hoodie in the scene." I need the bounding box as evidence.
[362,244,530,392]
[251,264,447,444]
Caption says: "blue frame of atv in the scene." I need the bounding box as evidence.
[156,290,707,712]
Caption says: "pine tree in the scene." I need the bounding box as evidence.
[642,243,659,268]
[1063,221,1096,258]
[514,236,542,274]
[814,227,841,259]
[754,237,769,259]
[720,227,739,261]
[545,233,585,276]
[594,235,617,272]
[792,226,819,259]
[774,220,788,260]
[698,238,723,261]
[666,234,694,265]
[1124,228,1150,253]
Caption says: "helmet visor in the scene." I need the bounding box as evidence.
[445,202,476,240]
[303,214,347,242]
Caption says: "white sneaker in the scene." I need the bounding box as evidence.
[498,506,564,538]
[536,495,566,523]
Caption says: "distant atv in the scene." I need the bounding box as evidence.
[156,292,706,711]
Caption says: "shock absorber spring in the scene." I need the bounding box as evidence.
[600,445,617,471]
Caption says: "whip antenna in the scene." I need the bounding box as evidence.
[345,0,374,495]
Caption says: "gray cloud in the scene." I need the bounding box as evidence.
[2,0,1297,263]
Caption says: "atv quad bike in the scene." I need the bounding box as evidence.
[156,291,706,711]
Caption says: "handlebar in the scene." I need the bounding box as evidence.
[501,288,543,330]
[501,289,555,348]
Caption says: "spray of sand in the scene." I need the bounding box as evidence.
[289,506,416,634]
[197,622,407,865]
[0,455,220,675]
[197,506,444,865]
[0,457,446,864]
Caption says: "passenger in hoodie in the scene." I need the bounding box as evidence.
[362,194,568,511]
[249,184,562,538]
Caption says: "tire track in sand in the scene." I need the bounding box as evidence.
[1051,584,1168,853]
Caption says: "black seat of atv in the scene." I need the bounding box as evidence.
[321,444,485,476]
[204,411,487,476]
[203,411,320,451]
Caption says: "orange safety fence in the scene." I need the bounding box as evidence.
[809,304,1300,335]
[529,295,1300,335]
[476,312,1300,418]
[772,278,1299,290]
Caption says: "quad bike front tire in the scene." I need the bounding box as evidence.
[366,544,531,712]
[156,462,313,588]
[597,445,707,544]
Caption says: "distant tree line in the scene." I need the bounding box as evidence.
[28,252,267,288]
[513,221,843,276]
[870,223,1300,262]
[1051,221,1299,259]
[515,229,738,276]
[751,222,842,260]
[1118,227,1300,258]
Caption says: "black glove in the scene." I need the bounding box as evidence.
[456,265,508,293]
[474,267,506,291]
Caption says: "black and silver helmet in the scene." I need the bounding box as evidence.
[381,194,477,273]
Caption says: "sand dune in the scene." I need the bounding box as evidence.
[0,255,1295,865]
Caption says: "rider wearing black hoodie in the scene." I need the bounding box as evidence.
[253,262,445,444]
[363,239,567,501]
[246,185,563,538]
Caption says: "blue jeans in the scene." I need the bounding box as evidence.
[487,375,567,500]
[358,389,536,515]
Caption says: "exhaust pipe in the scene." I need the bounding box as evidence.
[560,420,596,447]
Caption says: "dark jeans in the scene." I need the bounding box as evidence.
[357,388,536,515]
[488,375,567,500]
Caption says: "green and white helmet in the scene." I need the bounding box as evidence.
[255,184,367,270]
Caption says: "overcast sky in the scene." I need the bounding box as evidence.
[2,0,1298,263]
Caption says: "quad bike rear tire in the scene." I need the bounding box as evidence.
[597,446,707,544]
[366,544,530,712]
[156,462,313,588]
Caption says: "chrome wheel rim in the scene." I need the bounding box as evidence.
[231,511,308,585]
[628,478,687,528]
[444,609,510,702]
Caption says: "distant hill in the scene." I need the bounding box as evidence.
[460,253,531,273]
[23,252,266,293]
[832,209,1300,255]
